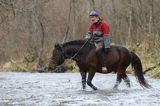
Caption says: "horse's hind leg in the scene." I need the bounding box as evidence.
[123,74,131,88]
[87,69,98,90]
[113,68,125,89]
[80,71,87,89]
[114,68,131,89]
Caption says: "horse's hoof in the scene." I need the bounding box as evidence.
[127,84,131,88]
[92,86,98,90]
[82,87,86,89]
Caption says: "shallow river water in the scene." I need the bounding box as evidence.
[0,72,160,106]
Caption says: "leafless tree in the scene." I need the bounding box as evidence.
[0,0,160,68]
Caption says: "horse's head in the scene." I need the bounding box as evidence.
[48,44,65,70]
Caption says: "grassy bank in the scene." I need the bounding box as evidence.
[145,66,160,78]
[0,59,37,72]
[0,59,79,72]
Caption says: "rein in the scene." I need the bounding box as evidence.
[69,39,91,59]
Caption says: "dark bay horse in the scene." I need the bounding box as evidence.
[48,40,150,90]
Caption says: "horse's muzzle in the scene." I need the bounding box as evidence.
[48,62,57,70]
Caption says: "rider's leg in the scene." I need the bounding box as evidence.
[95,40,108,72]
[100,36,111,72]
[98,36,111,72]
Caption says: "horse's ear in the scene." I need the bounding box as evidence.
[54,43,59,48]
[54,43,62,51]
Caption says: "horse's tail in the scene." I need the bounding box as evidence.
[130,52,151,88]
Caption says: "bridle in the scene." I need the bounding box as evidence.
[50,39,91,66]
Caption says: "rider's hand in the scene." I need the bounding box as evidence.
[84,32,92,39]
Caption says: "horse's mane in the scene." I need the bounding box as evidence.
[62,39,87,47]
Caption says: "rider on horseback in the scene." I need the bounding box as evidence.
[85,10,111,72]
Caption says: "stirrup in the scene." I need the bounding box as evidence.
[102,67,108,72]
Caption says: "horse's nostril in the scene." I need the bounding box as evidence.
[48,63,57,70]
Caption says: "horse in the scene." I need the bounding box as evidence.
[48,39,150,90]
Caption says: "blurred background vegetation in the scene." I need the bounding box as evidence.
[0,0,160,76]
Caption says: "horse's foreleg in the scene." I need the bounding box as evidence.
[80,71,87,89]
[87,69,97,90]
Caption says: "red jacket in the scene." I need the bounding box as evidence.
[89,20,110,36]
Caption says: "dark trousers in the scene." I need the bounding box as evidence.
[95,41,108,67]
